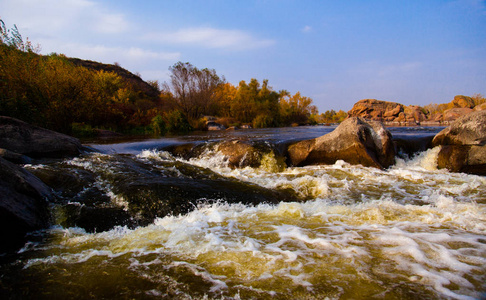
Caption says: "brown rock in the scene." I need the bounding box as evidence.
[347,99,404,122]
[451,95,475,109]
[443,108,474,122]
[287,117,395,168]
[432,110,486,175]
[217,140,264,168]
[474,103,486,111]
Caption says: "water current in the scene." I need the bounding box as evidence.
[1,126,485,299]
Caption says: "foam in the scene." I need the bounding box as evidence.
[19,149,486,299]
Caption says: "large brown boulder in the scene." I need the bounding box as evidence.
[0,157,51,253]
[347,99,404,121]
[451,95,475,109]
[287,117,395,168]
[431,110,486,175]
[0,116,83,159]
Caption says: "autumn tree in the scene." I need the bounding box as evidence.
[164,62,225,122]
[279,91,316,125]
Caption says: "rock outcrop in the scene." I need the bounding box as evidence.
[287,117,395,169]
[347,99,404,122]
[347,95,482,124]
[431,110,486,175]
[0,157,51,253]
[0,116,84,159]
[347,99,429,124]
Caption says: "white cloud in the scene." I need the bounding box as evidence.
[0,0,129,36]
[302,25,312,33]
[59,43,180,64]
[145,27,275,50]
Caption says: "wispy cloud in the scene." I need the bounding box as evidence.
[144,27,275,50]
[60,44,180,64]
[302,25,312,33]
[0,0,130,36]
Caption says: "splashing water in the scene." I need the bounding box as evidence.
[2,137,485,299]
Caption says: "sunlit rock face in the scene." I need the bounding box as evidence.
[287,117,395,169]
[432,110,486,175]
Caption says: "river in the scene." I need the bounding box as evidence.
[1,126,485,299]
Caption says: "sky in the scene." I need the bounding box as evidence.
[1,0,485,112]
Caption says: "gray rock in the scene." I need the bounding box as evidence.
[0,148,32,164]
[0,157,51,253]
[0,116,83,158]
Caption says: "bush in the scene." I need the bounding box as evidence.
[164,110,192,134]
[252,114,273,128]
[151,115,166,136]
[71,123,98,138]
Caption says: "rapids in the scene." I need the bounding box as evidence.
[1,126,485,299]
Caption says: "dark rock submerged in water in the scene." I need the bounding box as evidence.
[287,117,395,169]
[0,157,51,253]
[0,116,84,159]
[30,153,300,231]
[431,110,486,175]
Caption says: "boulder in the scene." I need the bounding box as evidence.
[0,148,32,164]
[451,95,475,109]
[474,103,486,111]
[287,117,395,168]
[347,99,404,121]
[404,105,427,123]
[431,110,486,175]
[0,157,51,253]
[443,108,474,122]
[216,140,268,168]
[0,116,84,159]
[206,121,226,131]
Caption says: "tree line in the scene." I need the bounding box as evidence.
[1,19,325,137]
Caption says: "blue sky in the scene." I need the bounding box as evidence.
[1,0,485,111]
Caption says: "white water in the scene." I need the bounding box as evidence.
[15,146,486,299]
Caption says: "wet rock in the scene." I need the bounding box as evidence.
[431,110,486,175]
[287,117,395,169]
[393,136,434,158]
[162,143,201,160]
[0,148,32,164]
[216,140,266,168]
[117,176,299,224]
[0,157,51,253]
[0,116,84,158]
[56,204,136,232]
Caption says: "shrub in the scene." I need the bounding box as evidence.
[151,115,166,136]
[252,114,273,128]
[164,110,193,134]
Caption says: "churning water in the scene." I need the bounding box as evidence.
[1,127,485,299]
